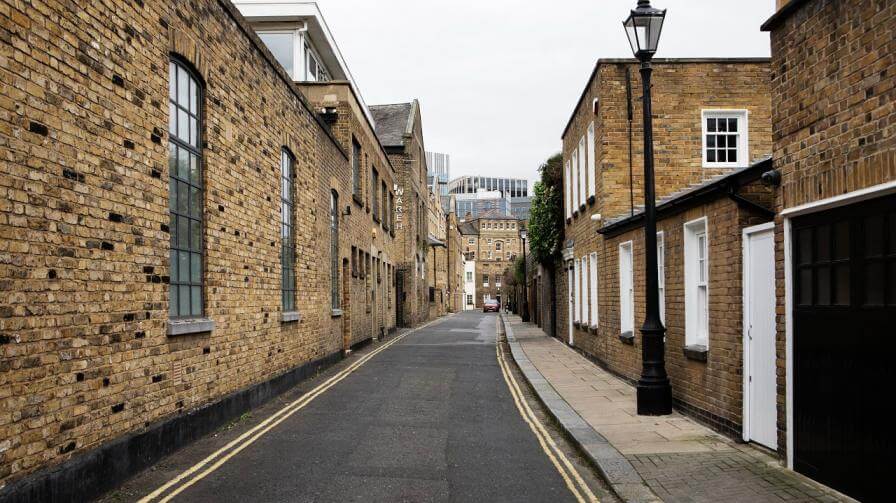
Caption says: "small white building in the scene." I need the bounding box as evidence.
[463,260,476,310]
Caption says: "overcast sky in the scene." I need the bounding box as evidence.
[317,0,776,189]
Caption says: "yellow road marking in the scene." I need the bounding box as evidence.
[140,318,442,503]
[496,329,599,503]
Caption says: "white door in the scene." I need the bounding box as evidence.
[567,266,574,345]
[743,226,777,449]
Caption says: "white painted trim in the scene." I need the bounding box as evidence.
[618,241,634,334]
[781,179,896,217]
[784,217,794,469]
[701,109,750,169]
[683,216,710,347]
[741,223,777,447]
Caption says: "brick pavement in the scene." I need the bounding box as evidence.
[505,316,854,503]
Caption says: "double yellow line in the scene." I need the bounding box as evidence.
[138,321,435,503]
[495,327,599,503]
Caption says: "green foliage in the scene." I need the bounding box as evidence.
[513,255,525,285]
[527,153,564,264]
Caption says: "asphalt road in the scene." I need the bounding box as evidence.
[104,312,589,502]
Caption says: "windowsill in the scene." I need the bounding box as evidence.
[373,215,381,224]
[619,331,634,345]
[702,162,747,169]
[587,195,595,205]
[683,344,708,362]
[365,206,371,214]
[281,311,301,323]
[167,318,214,336]
[589,325,598,334]
[352,194,364,207]
[331,309,343,318]
[573,210,579,218]
[579,204,586,212]
[566,217,571,225]
[573,321,581,329]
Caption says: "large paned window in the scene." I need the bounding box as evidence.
[685,218,709,346]
[371,167,379,220]
[281,149,296,312]
[589,252,598,327]
[352,138,362,199]
[578,137,586,206]
[330,190,340,310]
[657,231,665,324]
[574,258,581,323]
[702,110,748,168]
[619,242,634,334]
[587,122,596,198]
[168,59,203,319]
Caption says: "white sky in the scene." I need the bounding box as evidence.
[317,0,777,189]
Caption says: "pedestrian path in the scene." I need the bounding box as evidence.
[504,315,853,503]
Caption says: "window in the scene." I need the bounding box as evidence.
[580,257,588,325]
[281,149,296,312]
[571,148,579,210]
[578,136,586,206]
[381,180,388,228]
[587,122,596,198]
[619,242,634,334]
[466,271,473,282]
[565,159,572,219]
[371,167,379,220]
[388,191,395,230]
[495,241,503,251]
[168,58,203,319]
[684,218,709,347]
[496,275,502,287]
[468,238,475,245]
[305,41,329,82]
[330,190,340,310]
[483,274,489,287]
[573,258,581,323]
[702,110,748,168]
[589,252,598,327]
[657,231,665,324]
[352,138,362,199]
[467,294,473,305]
[257,32,295,77]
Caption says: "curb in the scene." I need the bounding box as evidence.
[500,315,661,503]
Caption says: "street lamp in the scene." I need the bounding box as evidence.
[623,0,672,415]
[519,228,529,322]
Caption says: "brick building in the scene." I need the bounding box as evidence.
[369,101,431,328]
[554,58,773,439]
[459,214,524,308]
[761,0,896,500]
[0,1,431,500]
[425,188,448,319]
[445,205,465,313]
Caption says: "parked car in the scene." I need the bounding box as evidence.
[483,299,500,313]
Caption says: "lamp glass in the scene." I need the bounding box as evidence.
[623,5,666,57]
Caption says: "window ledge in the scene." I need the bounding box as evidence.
[579,203,586,212]
[167,318,214,336]
[573,210,579,218]
[566,217,572,225]
[683,344,708,362]
[331,309,344,318]
[281,311,301,323]
[373,215,381,224]
[589,325,598,335]
[619,331,634,345]
[352,194,364,207]
[587,195,596,205]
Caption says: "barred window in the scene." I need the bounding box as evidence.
[168,58,203,319]
[331,190,340,309]
[281,149,296,312]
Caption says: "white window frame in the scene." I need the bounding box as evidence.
[578,136,587,207]
[256,29,300,80]
[572,147,579,210]
[466,271,473,282]
[573,258,581,323]
[587,122,596,198]
[565,159,572,219]
[701,109,749,168]
[619,241,634,334]
[580,257,588,325]
[657,231,665,324]
[589,252,598,328]
[684,217,709,347]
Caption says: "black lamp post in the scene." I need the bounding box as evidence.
[520,229,529,322]
[623,0,672,415]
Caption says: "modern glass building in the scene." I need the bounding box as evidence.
[448,176,528,198]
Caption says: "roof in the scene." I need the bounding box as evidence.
[761,0,812,31]
[598,156,774,236]
[458,221,478,235]
[427,234,446,248]
[369,102,414,147]
[561,57,772,140]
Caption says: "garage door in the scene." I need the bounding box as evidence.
[792,193,896,502]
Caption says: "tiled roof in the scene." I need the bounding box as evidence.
[368,102,413,147]
[458,221,478,235]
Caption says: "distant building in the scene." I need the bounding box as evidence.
[455,190,512,220]
[449,175,531,221]
[426,151,450,196]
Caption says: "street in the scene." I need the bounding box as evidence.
[101,312,608,503]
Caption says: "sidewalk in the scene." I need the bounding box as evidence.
[502,315,852,503]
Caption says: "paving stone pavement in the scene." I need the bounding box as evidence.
[505,316,855,503]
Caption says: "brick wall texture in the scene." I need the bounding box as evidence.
[0,0,422,487]
[768,0,896,454]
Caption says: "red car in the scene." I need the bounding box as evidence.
[483,299,500,313]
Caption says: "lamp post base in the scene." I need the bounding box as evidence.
[636,379,672,415]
